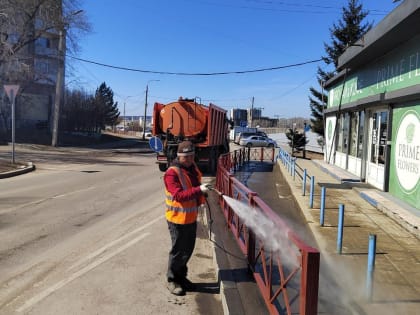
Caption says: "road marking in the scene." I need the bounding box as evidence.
[67,215,164,272]
[17,232,151,313]
[0,186,96,215]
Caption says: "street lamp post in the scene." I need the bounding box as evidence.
[143,80,159,140]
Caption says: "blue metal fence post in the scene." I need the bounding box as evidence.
[366,234,377,302]
[292,158,296,180]
[320,187,326,226]
[337,204,345,254]
[309,176,315,208]
[302,169,307,196]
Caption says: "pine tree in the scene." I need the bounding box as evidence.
[285,128,308,156]
[94,82,120,131]
[308,0,372,136]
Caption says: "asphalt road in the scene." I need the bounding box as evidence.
[0,142,222,314]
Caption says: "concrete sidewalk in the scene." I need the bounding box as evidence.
[278,157,420,315]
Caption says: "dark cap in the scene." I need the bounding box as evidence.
[177,141,195,156]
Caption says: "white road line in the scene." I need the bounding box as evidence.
[67,215,164,272]
[17,232,151,313]
[0,187,96,215]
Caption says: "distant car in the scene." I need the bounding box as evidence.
[239,135,277,147]
[144,130,153,138]
[235,131,267,144]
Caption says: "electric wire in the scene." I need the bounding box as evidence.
[67,54,322,76]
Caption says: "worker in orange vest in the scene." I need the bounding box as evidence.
[163,140,211,296]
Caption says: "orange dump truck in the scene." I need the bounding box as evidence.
[151,97,231,173]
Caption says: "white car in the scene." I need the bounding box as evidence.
[239,135,277,147]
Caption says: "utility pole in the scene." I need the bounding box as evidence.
[51,10,83,147]
[51,29,65,147]
[123,102,126,132]
[250,96,254,127]
[143,80,159,140]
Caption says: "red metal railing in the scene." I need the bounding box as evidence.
[216,147,320,315]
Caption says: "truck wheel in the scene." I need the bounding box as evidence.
[158,163,168,172]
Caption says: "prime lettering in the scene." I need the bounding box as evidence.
[398,143,420,160]
[376,52,420,89]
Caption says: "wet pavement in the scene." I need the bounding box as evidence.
[276,155,420,315]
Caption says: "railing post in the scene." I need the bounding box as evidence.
[366,233,377,302]
[292,158,296,180]
[320,187,326,226]
[300,249,320,315]
[302,169,307,196]
[337,204,345,254]
[309,176,315,208]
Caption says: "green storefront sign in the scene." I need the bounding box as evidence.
[389,105,420,209]
[328,35,420,108]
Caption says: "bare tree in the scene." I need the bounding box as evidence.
[0,0,90,84]
[0,0,90,140]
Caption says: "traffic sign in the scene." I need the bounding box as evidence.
[149,136,163,152]
[4,85,20,101]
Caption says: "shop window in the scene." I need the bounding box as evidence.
[336,113,350,153]
[349,112,358,156]
[357,111,365,158]
[370,111,388,164]
[336,115,342,152]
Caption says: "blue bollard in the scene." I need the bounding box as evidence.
[309,176,315,208]
[366,234,377,301]
[292,159,296,180]
[302,169,307,196]
[320,186,326,226]
[337,204,345,254]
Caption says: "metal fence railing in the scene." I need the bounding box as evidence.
[216,147,320,315]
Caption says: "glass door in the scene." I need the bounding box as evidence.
[367,109,388,189]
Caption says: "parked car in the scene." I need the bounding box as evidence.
[239,135,277,147]
[235,131,267,144]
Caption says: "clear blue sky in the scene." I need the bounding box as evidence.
[71,0,399,119]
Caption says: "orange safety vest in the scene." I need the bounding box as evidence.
[165,165,204,224]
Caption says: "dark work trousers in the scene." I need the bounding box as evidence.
[167,221,197,283]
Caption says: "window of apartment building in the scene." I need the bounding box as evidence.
[35,37,51,49]
[35,60,48,74]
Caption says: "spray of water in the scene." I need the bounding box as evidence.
[223,195,300,268]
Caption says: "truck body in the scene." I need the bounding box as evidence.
[151,97,230,174]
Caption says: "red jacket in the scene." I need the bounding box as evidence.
[163,161,205,224]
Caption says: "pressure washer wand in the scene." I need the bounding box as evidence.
[209,186,223,196]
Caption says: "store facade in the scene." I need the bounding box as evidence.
[324,0,420,210]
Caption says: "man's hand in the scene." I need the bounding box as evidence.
[200,183,212,193]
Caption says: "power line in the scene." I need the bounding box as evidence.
[67,55,322,76]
